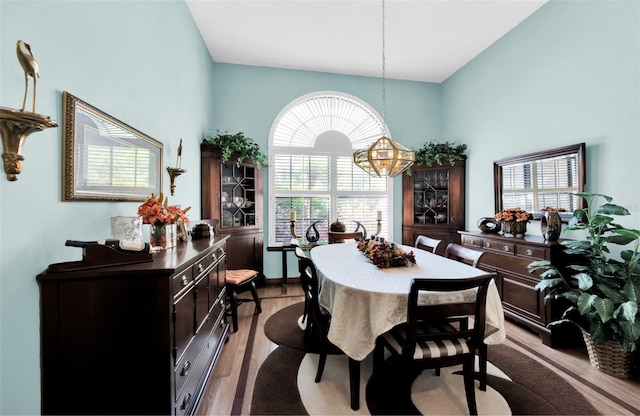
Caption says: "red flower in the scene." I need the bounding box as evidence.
[494,207,532,223]
[138,193,190,226]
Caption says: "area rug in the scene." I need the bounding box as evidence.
[252,302,599,415]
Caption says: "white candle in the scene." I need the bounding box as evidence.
[377,210,382,221]
[176,139,183,169]
[290,211,296,221]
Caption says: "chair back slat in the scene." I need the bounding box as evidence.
[414,235,443,255]
[298,256,329,338]
[404,274,495,360]
[444,243,485,268]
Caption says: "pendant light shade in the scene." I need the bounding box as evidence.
[366,136,415,177]
[353,147,379,177]
[352,0,415,178]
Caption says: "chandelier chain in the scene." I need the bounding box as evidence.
[381,0,386,131]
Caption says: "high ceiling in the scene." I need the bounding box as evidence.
[186,0,548,83]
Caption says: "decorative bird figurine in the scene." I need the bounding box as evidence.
[16,40,39,113]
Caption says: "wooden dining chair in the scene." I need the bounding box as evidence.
[297,253,361,411]
[443,242,489,390]
[328,231,364,244]
[373,274,496,415]
[294,246,311,340]
[444,242,485,268]
[414,235,443,255]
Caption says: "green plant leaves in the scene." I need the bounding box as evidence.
[531,192,640,351]
[409,140,467,173]
[202,130,266,168]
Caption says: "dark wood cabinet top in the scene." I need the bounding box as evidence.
[37,234,229,282]
[458,230,568,248]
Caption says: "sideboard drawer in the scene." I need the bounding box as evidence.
[515,244,546,260]
[174,287,195,365]
[482,239,514,255]
[461,234,483,248]
[173,268,194,298]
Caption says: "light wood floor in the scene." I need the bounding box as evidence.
[198,282,640,415]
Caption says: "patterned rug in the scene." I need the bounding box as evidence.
[252,302,599,415]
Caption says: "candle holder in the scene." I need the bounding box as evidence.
[166,139,185,195]
[290,220,300,238]
[167,167,185,196]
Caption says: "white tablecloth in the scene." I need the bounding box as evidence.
[310,243,506,361]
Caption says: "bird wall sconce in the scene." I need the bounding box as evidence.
[0,40,58,181]
[166,138,186,195]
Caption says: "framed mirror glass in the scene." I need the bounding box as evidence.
[494,143,586,222]
[62,92,163,201]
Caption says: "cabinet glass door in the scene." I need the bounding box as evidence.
[412,168,449,225]
[221,163,256,228]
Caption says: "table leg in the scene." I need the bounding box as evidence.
[281,250,288,293]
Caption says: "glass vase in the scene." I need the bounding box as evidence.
[541,211,562,241]
[149,223,177,251]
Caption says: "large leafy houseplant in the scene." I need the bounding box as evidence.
[202,130,266,168]
[529,192,640,353]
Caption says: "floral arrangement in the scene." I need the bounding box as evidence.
[357,238,416,268]
[137,193,191,225]
[494,207,532,223]
[540,207,567,212]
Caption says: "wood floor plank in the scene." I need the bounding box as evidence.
[197,282,640,415]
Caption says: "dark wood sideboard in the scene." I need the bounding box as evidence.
[459,231,582,347]
[37,235,229,415]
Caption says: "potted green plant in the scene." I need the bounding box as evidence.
[406,140,467,175]
[202,130,266,168]
[528,192,640,377]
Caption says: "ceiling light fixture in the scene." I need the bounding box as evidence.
[353,0,415,177]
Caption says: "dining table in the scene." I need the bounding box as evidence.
[309,242,506,361]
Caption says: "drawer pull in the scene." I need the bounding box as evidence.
[180,360,191,377]
[484,242,491,248]
[180,393,192,410]
[181,275,189,286]
[198,264,204,273]
[526,249,533,256]
[503,245,510,252]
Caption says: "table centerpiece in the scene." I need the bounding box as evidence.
[357,238,416,268]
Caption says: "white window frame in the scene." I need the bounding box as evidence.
[268,91,394,245]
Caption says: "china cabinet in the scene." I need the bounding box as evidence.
[402,159,466,252]
[37,236,229,415]
[201,144,263,277]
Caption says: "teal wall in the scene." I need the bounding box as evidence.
[1,0,639,413]
[209,62,441,278]
[442,0,640,237]
[0,1,215,413]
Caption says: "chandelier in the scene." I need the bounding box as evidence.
[353,0,415,177]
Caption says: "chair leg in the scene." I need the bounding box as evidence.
[349,358,360,411]
[463,356,478,415]
[315,352,327,383]
[479,342,487,391]
[249,281,262,313]
[229,288,239,333]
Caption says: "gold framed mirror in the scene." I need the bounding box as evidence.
[493,143,586,222]
[62,92,163,201]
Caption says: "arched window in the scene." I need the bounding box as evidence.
[268,92,393,244]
